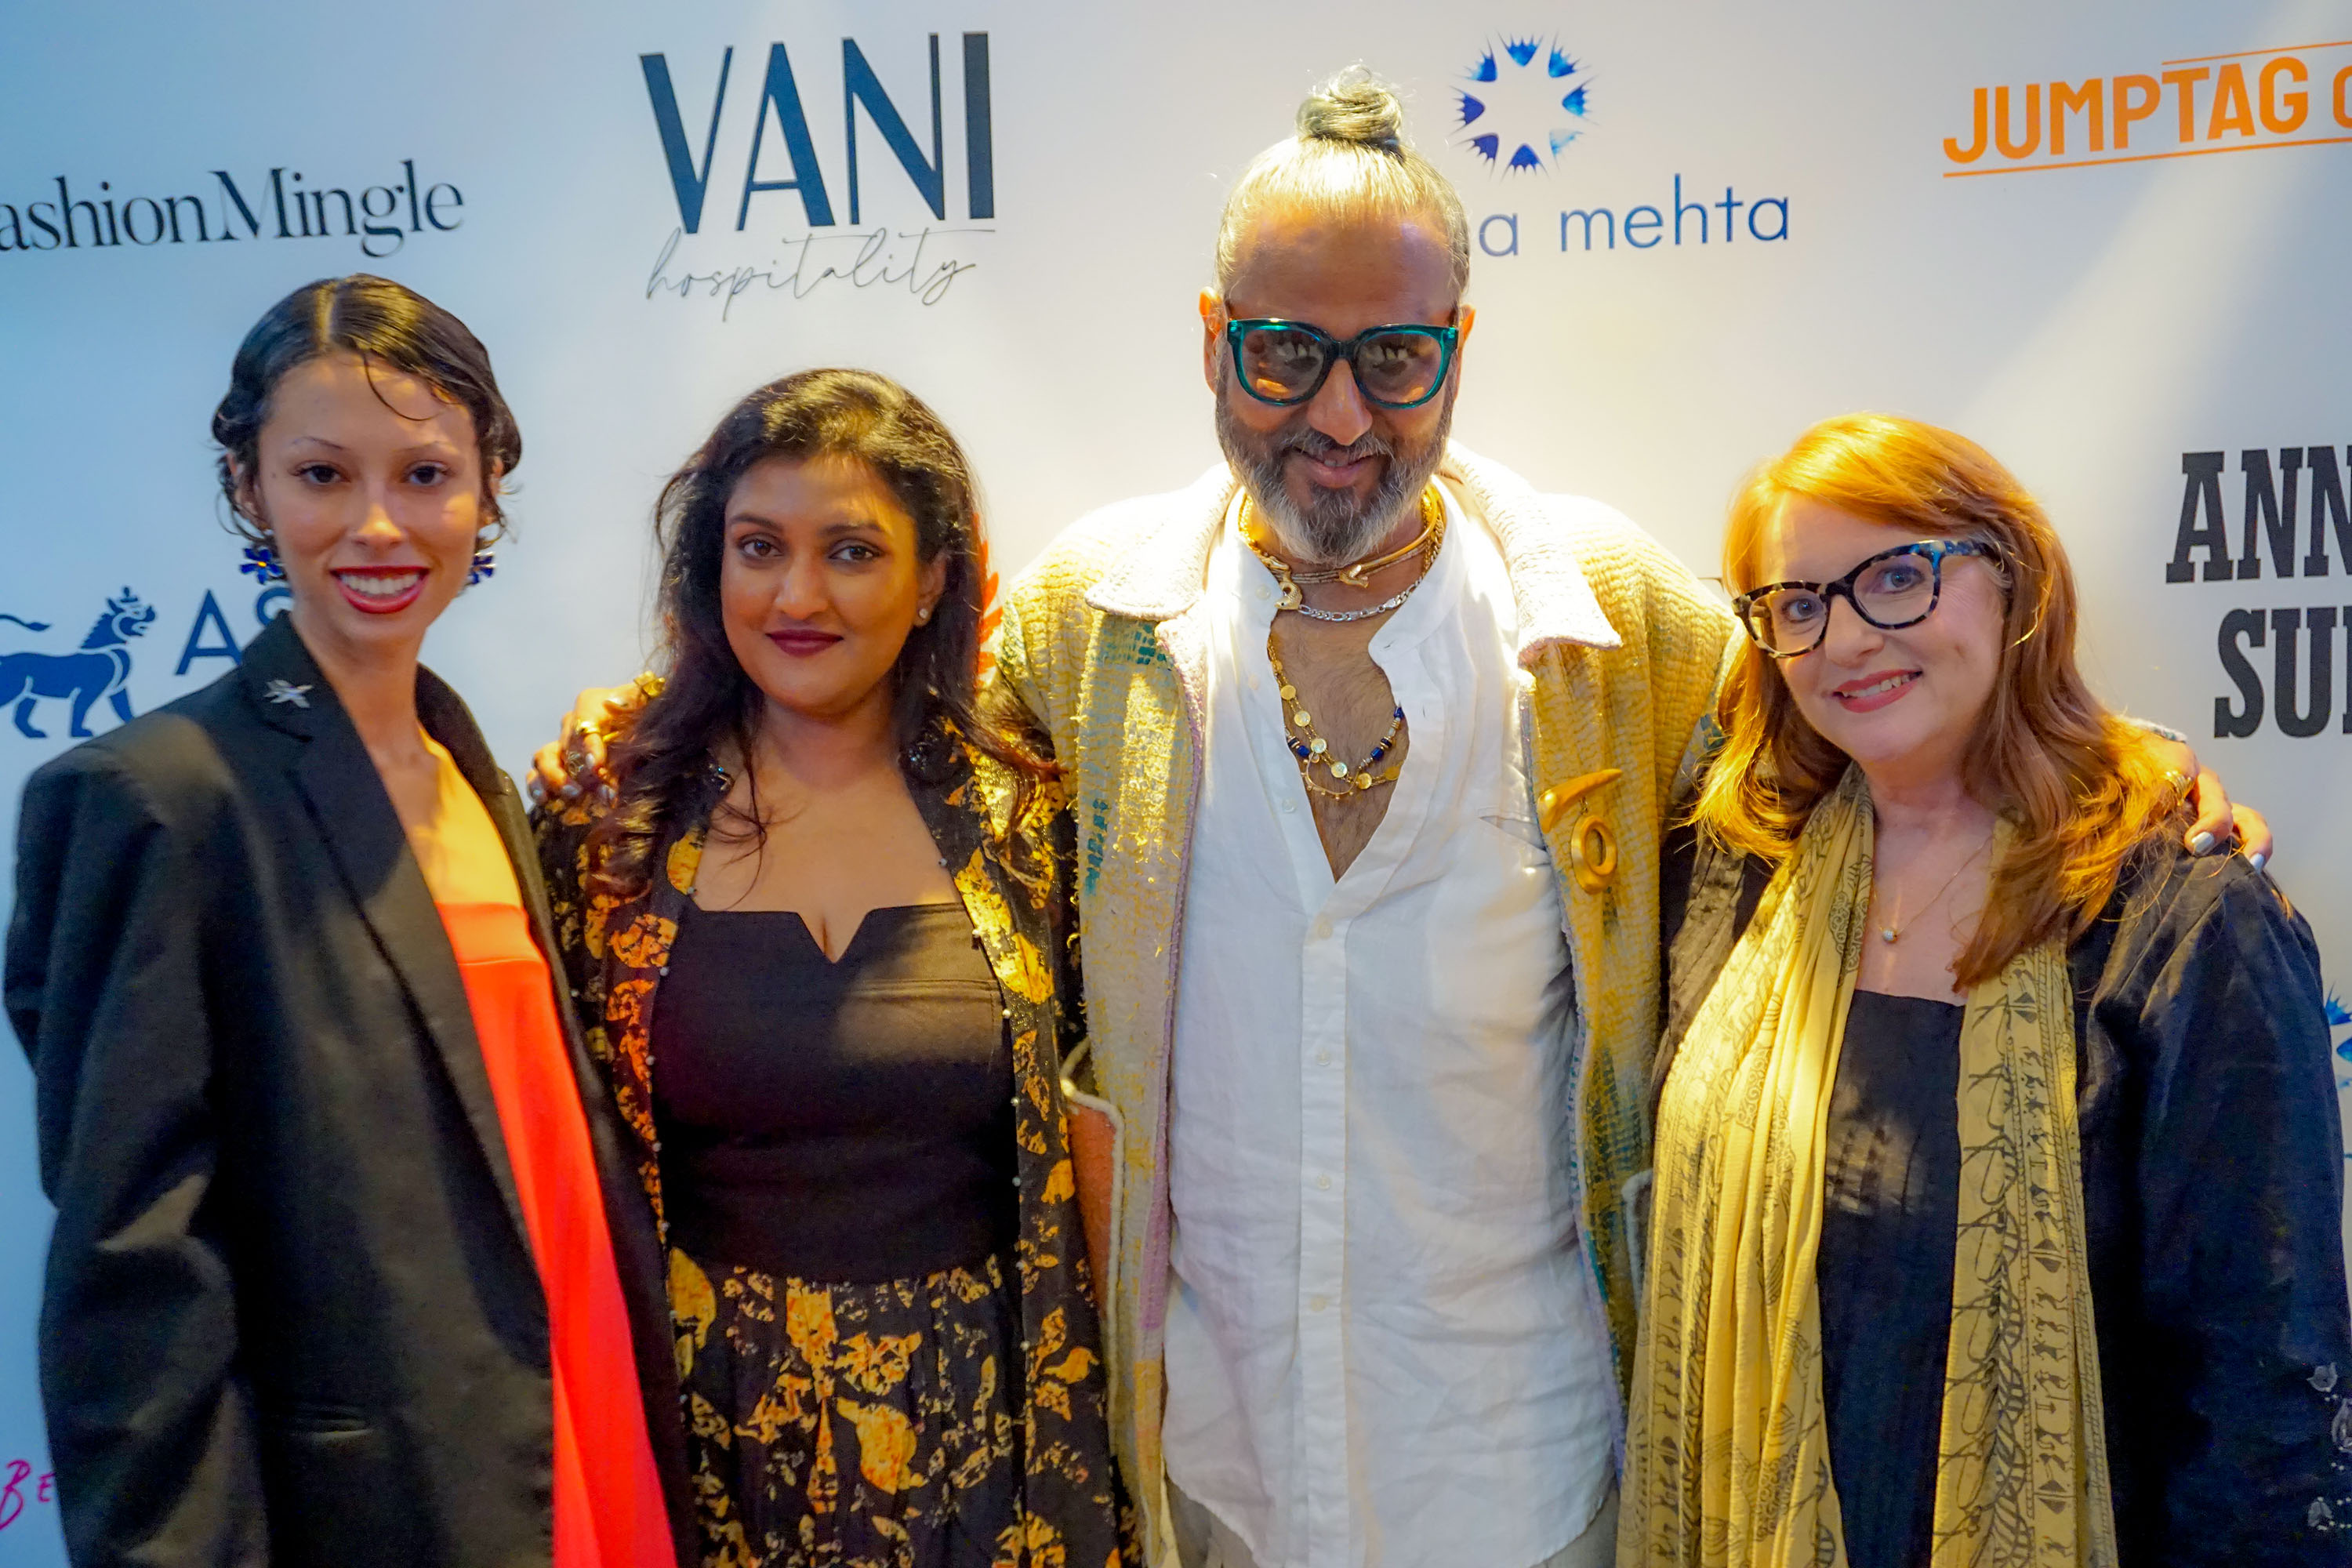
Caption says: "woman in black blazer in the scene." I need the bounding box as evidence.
[4,277,690,1567]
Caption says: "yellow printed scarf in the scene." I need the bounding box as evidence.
[1619,768,2118,1568]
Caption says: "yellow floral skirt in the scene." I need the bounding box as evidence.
[678,1251,1022,1568]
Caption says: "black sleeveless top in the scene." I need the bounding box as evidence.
[649,899,1018,1283]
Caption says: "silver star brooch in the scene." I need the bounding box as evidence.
[264,680,313,709]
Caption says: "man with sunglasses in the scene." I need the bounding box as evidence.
[531,68,2252,1568]
[986,74,2251,1568]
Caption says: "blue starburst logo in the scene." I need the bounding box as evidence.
[1450,34,1592,174]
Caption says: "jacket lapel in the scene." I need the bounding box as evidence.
[241,619,532,1250]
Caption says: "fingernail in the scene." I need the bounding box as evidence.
[2189,831,2216,855]
[561,782,581,800]
[2249,851,2268,875]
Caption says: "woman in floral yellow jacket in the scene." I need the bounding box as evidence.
[534,369,1131,1568]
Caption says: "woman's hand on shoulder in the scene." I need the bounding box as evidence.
[524,679,655,808]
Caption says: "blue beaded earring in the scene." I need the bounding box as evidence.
[239,541,286,583]
[467,548,496,586]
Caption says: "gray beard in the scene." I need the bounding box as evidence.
[1213,372,1454,567]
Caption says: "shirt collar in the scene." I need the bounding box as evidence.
[1085,442,1624,659]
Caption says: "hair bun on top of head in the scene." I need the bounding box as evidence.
[1296,67,1408,153]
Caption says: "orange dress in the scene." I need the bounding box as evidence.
[438,901,671,1568]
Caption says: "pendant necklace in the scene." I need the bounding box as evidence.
[1241,487,1446,614]
[1875,831,1996,945]
[1244,485,1446,800]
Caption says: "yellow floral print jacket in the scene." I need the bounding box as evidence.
[534,743,1134,1568]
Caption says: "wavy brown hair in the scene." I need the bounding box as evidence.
[587,369,1052,898]
[1693,412,2182,986]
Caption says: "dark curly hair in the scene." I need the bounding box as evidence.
[211,274,521,541]
[588,368,1053,896]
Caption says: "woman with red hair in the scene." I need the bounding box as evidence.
[1619,413,2352,1566]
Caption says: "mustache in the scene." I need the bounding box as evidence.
[1274,426,1395,465]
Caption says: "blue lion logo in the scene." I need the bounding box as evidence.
[2,589,156,739]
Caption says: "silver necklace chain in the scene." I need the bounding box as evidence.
[1285,575,1426,623]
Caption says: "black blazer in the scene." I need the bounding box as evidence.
[3,615,692,1568]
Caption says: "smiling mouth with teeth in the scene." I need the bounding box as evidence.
[336,570,425,596]
[1836,671,1918,700]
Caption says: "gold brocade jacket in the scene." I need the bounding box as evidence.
[533,745,1134,1568]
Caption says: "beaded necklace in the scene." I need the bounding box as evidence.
[1246,485,1444,800]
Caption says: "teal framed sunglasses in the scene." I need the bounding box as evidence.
[1223,317,1462,410]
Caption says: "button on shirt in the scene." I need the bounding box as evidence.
[1160,482,1617,1568]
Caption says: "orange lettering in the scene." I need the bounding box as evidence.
[1994,83,2042,157]
[2260,56,2309,132]
[2208,63,2256,136]
[1944,85,1990,162]
[2161,65,2211,141]
[2114,74,2161,147]
[2051,78,2104,153]
[2334,64,2352,128]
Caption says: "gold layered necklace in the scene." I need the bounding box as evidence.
[1242,487,1446,619]
[1243,486,1444,800]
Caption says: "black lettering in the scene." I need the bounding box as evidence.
[121,195,165,245]
[312,187,356,236]
[55,176,103,248]
[358,186,402,257]
[423,183,463,229]
[2270,606,2336,737]
[2167,451,2233,582]
[211,171,264,239]
[25,202,60,248]
[2237,448,2296,578]
[165,193,209,243]
[0,203,20,251]
[2302,445,2350,575]
[2214,607,2267,735]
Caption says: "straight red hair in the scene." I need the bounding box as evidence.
[1693,413,2181,986]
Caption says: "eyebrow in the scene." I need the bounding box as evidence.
[283,435,463,457]
[726,513,890,535]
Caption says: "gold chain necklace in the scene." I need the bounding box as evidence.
[1243,485,1443,801]
[1241,486,1446,609]
[1266,630,1405,797]
[1875,830,1996,944]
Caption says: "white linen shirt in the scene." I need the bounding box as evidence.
[1160,481,1618,1568]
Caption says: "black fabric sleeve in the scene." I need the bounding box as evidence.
[529,802,602,1040]
[2092,860,2352,1562]
[4,747,267,1566]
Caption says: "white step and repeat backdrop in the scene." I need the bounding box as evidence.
[4,1,2350,1555]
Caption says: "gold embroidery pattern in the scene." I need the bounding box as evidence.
[1623,768,2117,1567]
[534,746,1134,1567]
